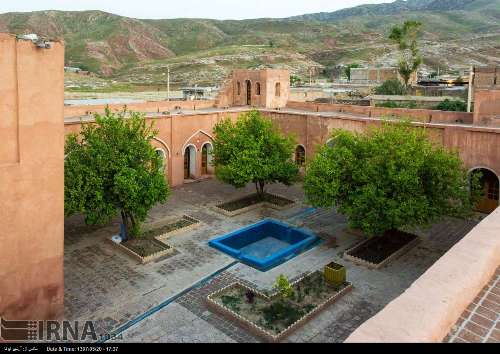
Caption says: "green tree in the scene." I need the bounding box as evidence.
[304,122,480,237]
[290,74,302,87]
[374,79,408,95]
[64,108,170,239]
[389,21,423,87]
[345,63,361,81]
[212,110,299,198]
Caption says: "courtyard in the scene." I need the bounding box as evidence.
[64,179,481,343]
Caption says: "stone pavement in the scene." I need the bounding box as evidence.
[445,267,500,343]
[64,179,480,343]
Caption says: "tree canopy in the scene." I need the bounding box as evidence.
[304,121,480,236]
[212,110,299,197]
[64,108,170,239]
[389,21,423,87]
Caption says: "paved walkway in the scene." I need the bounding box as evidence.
[445,267,500,343]
[64,179,481,342]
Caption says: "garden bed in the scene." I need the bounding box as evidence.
[214,193,295,217]
[146,215,201,242]
[108,231,174,265]
[206,271,352,342]
[344,229,420,269]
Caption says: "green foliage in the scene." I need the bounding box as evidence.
[212,110,299,196]
[221,295,242,312]
[374,79,408,96]
[304,122,481,236]
[376,101,417,109]
[345,63,362,81]
[273,274,294,300]
[290,74,302,87]
[389,21,423,86]
[64,108,170,239]
[435,99,467,112]
[262,301,304,328]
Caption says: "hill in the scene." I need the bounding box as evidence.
[0,0,499,87]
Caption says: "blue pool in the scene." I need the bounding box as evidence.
[209,219,319,271]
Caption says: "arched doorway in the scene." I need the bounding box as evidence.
[201,143,213,175]
[246,80,252,106]
[184,145,196,180]
[295,145,306,167]
[155,148,167,174]
[471,168,499,214]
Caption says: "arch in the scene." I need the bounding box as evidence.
[152,137,171,157]
[295,145,306,167]
[469,166,499,214]
[201,142,214,175]
[246,80,252,106]
[181,130,214,155]
[275,82,281,97]
[155,148,167,174]
[326,136,338,148]
[256,82,261,96]
[184,145,197,180]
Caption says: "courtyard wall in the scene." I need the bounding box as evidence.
[0,34,64,320]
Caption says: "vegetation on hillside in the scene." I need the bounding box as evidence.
[1,0,498,83]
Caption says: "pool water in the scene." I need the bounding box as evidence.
[240,237,291,259]
[209,219,319,271]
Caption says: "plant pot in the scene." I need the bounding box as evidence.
[324,262,346,285]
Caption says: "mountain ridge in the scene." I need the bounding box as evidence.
[1,0,499,85]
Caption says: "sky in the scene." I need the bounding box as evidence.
[0,0,393,20]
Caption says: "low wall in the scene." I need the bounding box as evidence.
[286,101,473,125]
[64,99,216,118]
[345,208,500,343]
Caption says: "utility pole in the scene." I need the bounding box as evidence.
[467,66,474,113]
[167,65,171,101]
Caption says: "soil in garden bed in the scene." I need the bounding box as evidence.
[217,193,294,212]
[141,216,198,238]
[346,229,418,265]
[122,238,170,257]
[212,271,349,336]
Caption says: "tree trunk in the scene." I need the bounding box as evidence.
[129,213,139,238]
[256,181,266,200]
[120,210,129,241]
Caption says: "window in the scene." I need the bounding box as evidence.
[295,146,306,167]
[237,82,241,96]
[275,82,281,97]
[256,82,261,95]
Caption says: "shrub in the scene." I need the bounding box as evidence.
[435,99,467,112]
[374,79,408,96]
[376,101,417,109]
